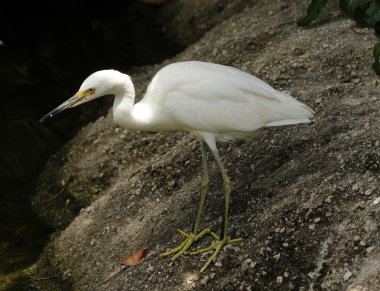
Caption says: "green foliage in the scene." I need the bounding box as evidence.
[298,0,380,75]
[0,268,32,291]
[297,0,328,26]
[366,1,380,23]
[340,0,359,17]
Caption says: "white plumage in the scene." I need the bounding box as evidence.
[40,61,314,272]
[137,62,313,136]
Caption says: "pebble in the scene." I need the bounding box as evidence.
[364,189,373,196]
[366,246,375,253]
[288,282,295,289]
[372,197,380,205]
[276,276,283,284]
[92,138,101,145]
[309,224,316,230]
[200,276,209,285]
[215,262,222,267]
[242,258,256,269]
[343,271,352,281]
[273,253,281,262]
[325,196,332,203]
[275,227,285,233]
[243,258,252,264]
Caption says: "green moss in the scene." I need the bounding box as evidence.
[0,266,34,291]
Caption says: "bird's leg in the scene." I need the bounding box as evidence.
[160,141,219,261]
[190,147,243,272]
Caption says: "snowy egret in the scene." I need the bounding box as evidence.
[40,61,314,272]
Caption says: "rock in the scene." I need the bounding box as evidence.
[31,1,380,290]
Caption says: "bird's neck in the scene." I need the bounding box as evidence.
[112,79,153,131]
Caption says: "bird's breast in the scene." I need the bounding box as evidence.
[131,103,153,124]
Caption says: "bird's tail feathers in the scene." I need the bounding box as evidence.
[265,118,311,127]
[264,91,315,127]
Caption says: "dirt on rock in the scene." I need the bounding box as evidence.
[32,0,379,290]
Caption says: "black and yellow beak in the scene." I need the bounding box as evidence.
[39,90,94,123]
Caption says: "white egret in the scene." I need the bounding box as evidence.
[40,61,314,272]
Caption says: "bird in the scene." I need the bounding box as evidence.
[40,61,314,272]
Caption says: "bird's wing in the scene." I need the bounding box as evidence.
[145,62,313,133]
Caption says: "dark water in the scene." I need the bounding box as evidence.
[0,184,52,290]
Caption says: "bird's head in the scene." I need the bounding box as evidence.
[40,69,130,122]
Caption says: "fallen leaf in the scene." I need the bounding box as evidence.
[122,248,147,266]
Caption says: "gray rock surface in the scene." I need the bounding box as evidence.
[32,0,379,290]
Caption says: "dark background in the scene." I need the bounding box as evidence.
[0,0,180,277]
[0,0,179,180]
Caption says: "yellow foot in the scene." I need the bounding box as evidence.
[190,237,243,272]
[160,228,219,261]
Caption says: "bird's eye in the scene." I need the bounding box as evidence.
[88,88,95,93]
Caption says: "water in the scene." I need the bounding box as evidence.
[0,183,53,290]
